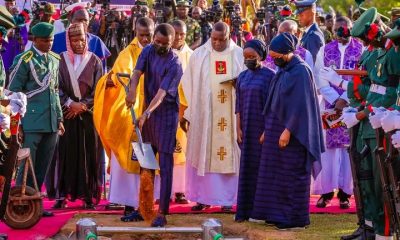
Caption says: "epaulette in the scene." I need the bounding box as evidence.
[48,51,61,60]
[21,51,33,63]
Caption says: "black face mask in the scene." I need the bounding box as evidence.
[244,59,259,70]
[274,57,287,68]
[154,44,169,55]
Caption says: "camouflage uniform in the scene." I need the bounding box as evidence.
[173,17,201,47]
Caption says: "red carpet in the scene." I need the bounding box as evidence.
[0,195,355,239]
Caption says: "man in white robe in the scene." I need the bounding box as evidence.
[182,22,244,210]
[171,20,193,204]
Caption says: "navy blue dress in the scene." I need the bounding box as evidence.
[235,67,275,220]
[252,56,324,228]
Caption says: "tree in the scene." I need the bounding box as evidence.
[319,0,400,18]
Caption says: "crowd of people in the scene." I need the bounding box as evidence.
[1,0,400,238]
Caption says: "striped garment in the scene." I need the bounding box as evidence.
[252,113,311,227]
[235,67,274,220]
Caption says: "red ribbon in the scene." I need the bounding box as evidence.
[366,23,380,41]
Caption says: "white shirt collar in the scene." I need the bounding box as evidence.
[303,23,315,34]
[33,45,45,56]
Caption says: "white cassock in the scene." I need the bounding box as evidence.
[311,41,354,195]
[171,44,193,194]
[109,152,160,207]
[182,39,244,206]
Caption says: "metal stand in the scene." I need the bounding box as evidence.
[76,218,248,240]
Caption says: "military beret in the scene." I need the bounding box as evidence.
[31,22,54,38]
[44,3,56,15]
[294,0,317,15]
[176,0,190,7]
[0,6,15,29]
[384,19,400,40]
[351,7,377,37]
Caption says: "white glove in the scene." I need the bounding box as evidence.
[341,107,359,128]
[7,92,27,117]
[392,131,400,148]
[0,113,10,131]
[368,107,387,129]
[381,110,400,133]
[319,67,343,87]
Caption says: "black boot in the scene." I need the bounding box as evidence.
[340,224,375,240]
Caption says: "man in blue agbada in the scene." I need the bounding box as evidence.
[51,6,110,71]
[252,32,324,230]
[234,39,275,222]
[125,23,183,227]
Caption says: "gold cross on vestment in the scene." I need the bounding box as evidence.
[217,147,227,161]
[218,89,227,103]
[218,117,227,131]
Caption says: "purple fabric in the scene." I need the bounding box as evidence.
[135,44,183,154]
[235,67,275,220]
[263,55,324,178]
[1,25,28,71]
[262,46,307,71]
[323,39,363,149]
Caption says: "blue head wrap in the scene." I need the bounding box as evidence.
[244,39,268,61]
[269,32,298,54]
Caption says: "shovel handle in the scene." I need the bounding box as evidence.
[116,73,145,148]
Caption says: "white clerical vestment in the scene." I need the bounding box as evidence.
[182,39,244,205]
[172,44,193,194]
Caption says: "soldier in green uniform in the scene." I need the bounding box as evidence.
[342,7,398,240]
[173,0,202,50]
[339,8,378,240]
[7,23,64,217]
[29,2,56,40]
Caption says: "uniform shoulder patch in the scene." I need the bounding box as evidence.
[48,51,61,60]
[21,51,34,63]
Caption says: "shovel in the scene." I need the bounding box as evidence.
[116,73,158,222]
[116,73,159,170]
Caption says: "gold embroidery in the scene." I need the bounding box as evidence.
[218,117,227,131]
[217,89,227,103]
[217,147,227,161]
[377,63,382,77]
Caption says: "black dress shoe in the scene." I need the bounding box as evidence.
[42,211,54,217]
[121,210,144,222]
[84,201,96,210]
[339,199,351,209]
[175,193,189,204]
[151,215,167,227]
[316,196,331,208]
[124,206,135,216]
[191,203,210,211]
[52,199,67,209]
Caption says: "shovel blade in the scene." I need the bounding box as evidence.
[132,142,160,170]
